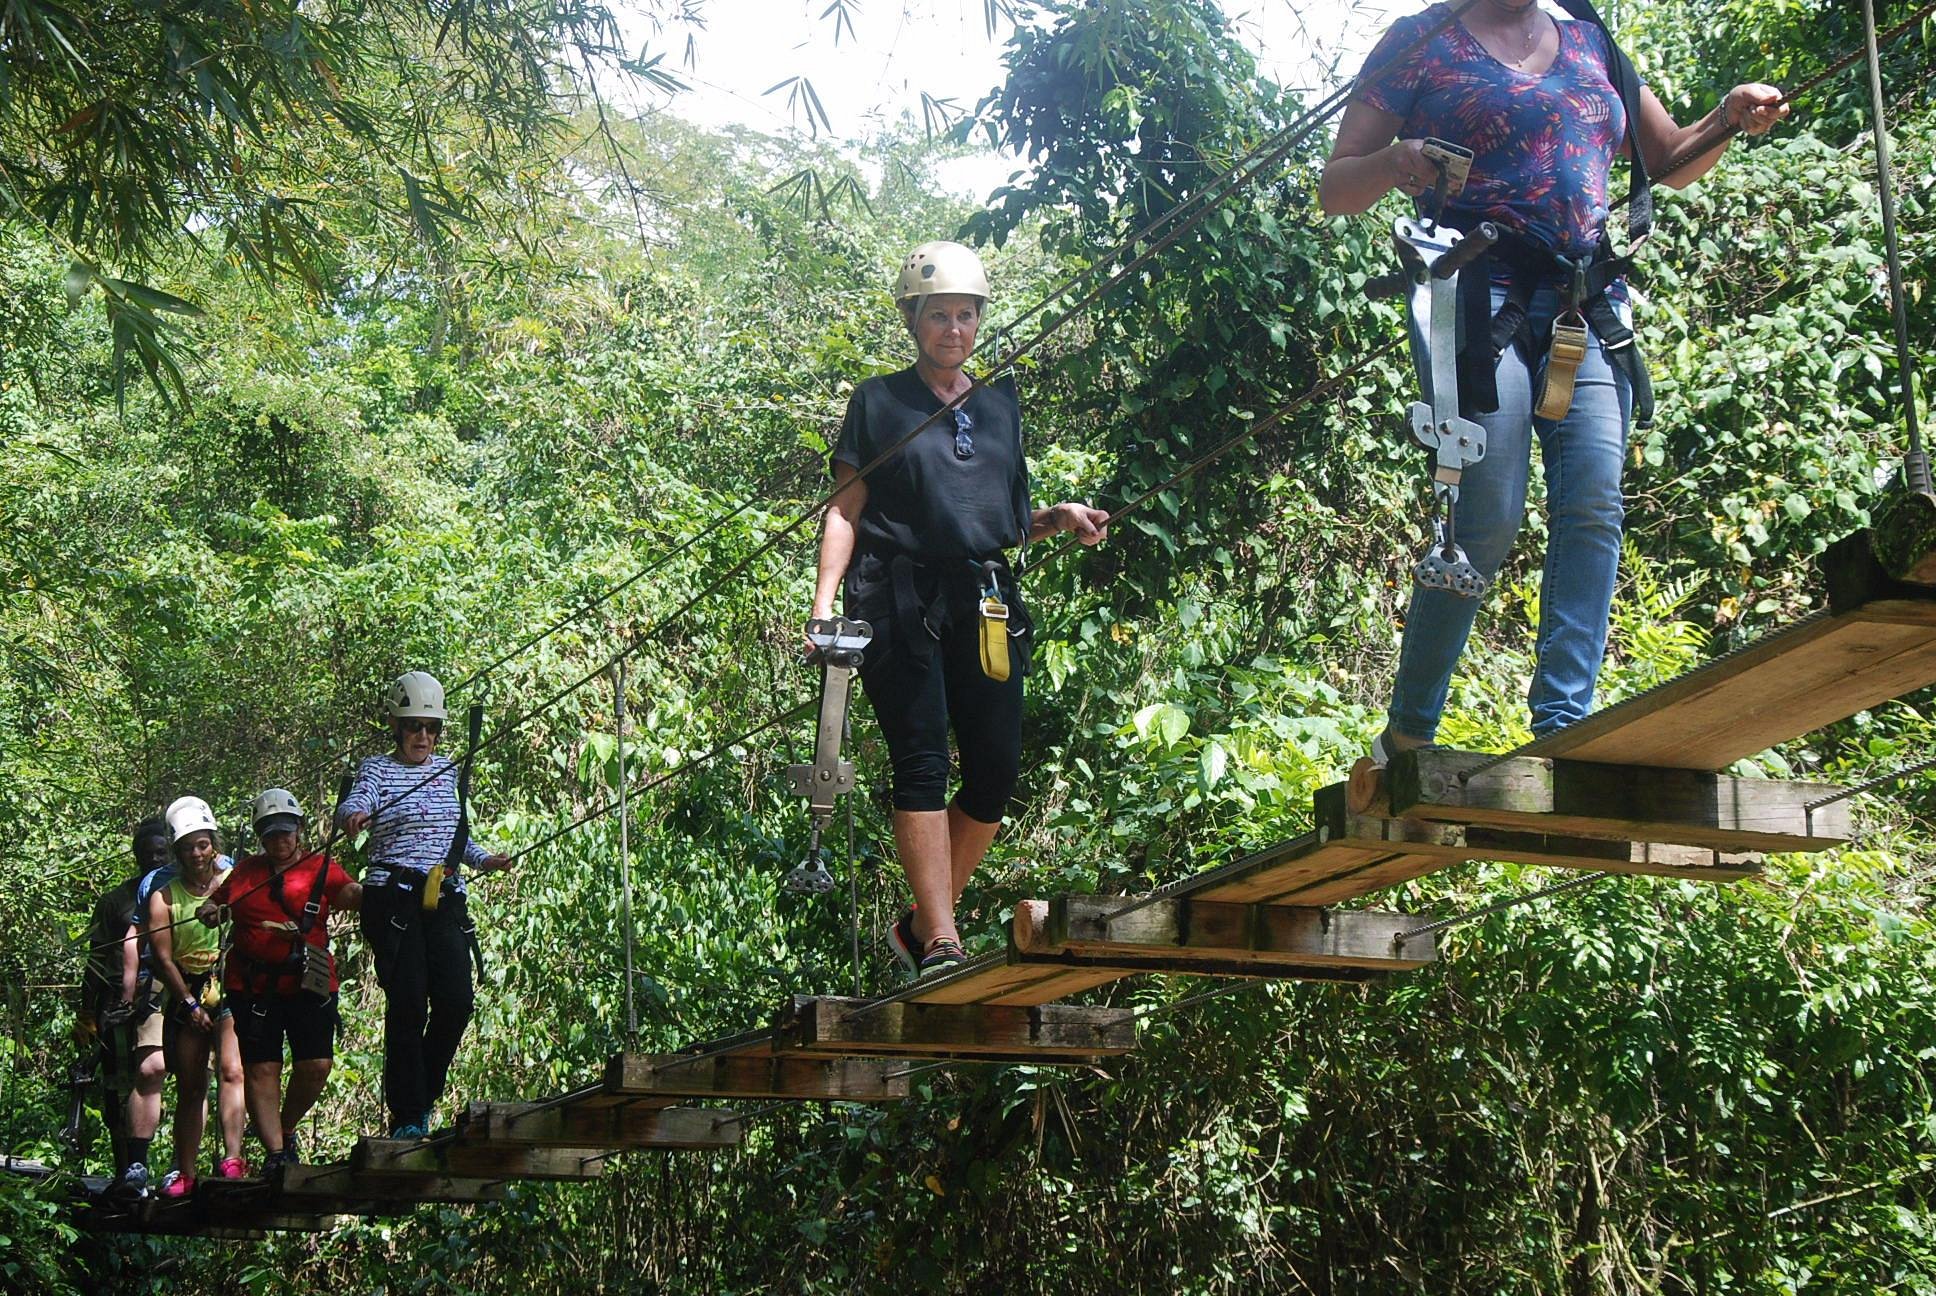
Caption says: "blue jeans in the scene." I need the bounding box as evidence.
[1388,284,1633,741]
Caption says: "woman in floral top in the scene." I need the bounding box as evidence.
[1321,0,1785,764]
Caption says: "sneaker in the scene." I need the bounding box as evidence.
[279,1130,300,1166]
[216,1156,248,1180]
[158,1170,195,1199]
[887,907,921,975]
[387,1118,429,1140]
[916,937,967,979]
[115,1162,150,1198]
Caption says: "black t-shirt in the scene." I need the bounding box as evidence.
[831,368,1030,561]
[83,875,142,1008]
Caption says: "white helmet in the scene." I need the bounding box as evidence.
[387,670,447,721]
[895,241,990,307]
[164,795,219,845]
[250,787,304,837]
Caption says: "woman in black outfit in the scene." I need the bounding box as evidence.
[810,241,1110,978]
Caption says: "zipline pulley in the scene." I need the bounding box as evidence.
[785,616,873,896]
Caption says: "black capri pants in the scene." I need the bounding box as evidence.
[849,552,1028,823]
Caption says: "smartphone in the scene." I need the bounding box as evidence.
[1421,138,1475,199]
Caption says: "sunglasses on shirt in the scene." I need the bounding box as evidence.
[950,408,975,460]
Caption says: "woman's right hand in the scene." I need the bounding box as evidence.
[1386,138,1434,199]
[340,810,371,837]
[803,603,835,659]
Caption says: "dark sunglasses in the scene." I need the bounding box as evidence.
[399,718,443,736]
[951,408,975,460]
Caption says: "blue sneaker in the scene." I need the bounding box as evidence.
[387,1118,429,1140]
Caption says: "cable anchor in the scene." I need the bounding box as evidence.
[784,616,872,895]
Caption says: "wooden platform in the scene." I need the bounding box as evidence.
[777,995,1137,1062]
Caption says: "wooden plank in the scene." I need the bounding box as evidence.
[1321,803,1762,881]
[604,1052,910,1103]
[462,1102,741,1150]
[353,1137,608,1181]
[1184,831,1444,907]
[1525,532,1936,770]
[894,952,1129,1007]
[1387,750,1849,853]
[277,1161,509,1206]
[1015,896,1436,975]
[777,995,1137,1061]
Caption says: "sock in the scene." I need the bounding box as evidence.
[126,1137,151,1168]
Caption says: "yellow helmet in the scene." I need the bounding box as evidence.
[895,241,990,307]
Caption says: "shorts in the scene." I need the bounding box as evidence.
[133,1000,164,1051]
[231,992,340,1066]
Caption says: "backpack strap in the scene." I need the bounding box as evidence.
[1548,0,1653,243]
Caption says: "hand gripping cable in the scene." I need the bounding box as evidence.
[783,616,873,895]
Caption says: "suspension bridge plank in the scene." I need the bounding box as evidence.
[1384,750,1846,854]
[353,1137,608,1181]
[604,1052,912,1103]
[1182,830,1443,907]
[461,1101,742,1150]
[777,995,1137,1061]
[1013,895,1436,975]
[1516,532,1936,771]
[1320,803,1763,880]
[276,1161,511,1206]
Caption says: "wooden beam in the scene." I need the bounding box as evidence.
[895,952,1133,1007]
[1011,896,1436,975]
[1522,531,1936,770]
[461,1102,741,1151]
[776,995,1137,1061]
[1387,750,1849,853]
[353,1137,608,1181]
[277,1161,509,1206]
[1181,830,1444,907]
[1314,783,1762,881]
[604,1052,911,1103]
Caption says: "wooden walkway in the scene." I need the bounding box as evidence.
[50,521,1936,1238]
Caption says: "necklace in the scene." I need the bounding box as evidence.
[1479,0,1546,67]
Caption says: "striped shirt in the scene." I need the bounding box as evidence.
[336,754,490,892]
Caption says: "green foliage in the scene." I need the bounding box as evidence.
[0,0,1933,1290]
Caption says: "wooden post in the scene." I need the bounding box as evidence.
[1386,750,1850,853]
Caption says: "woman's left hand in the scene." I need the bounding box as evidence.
[1057,503,1111,546]
[1726,83,1788,136]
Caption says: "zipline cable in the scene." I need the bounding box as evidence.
[1858,0,1929,492]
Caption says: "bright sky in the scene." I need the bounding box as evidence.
[613,0,1402,196]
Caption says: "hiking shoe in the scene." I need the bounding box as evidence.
[158,1170,194,1199]
[887,907,920,975]
[916,937,967,979]
[116,1162,150,1198]
[216,1156,248,1180]
[388,1118,429,1140]
[279,1131,300,1166]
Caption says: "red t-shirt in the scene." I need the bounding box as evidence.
[213,852,354,995]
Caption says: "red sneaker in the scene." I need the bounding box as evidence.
[159,1171,196,1199]
[216,1156,249,1180]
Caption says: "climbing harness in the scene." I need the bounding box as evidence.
[785,616,873,895]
